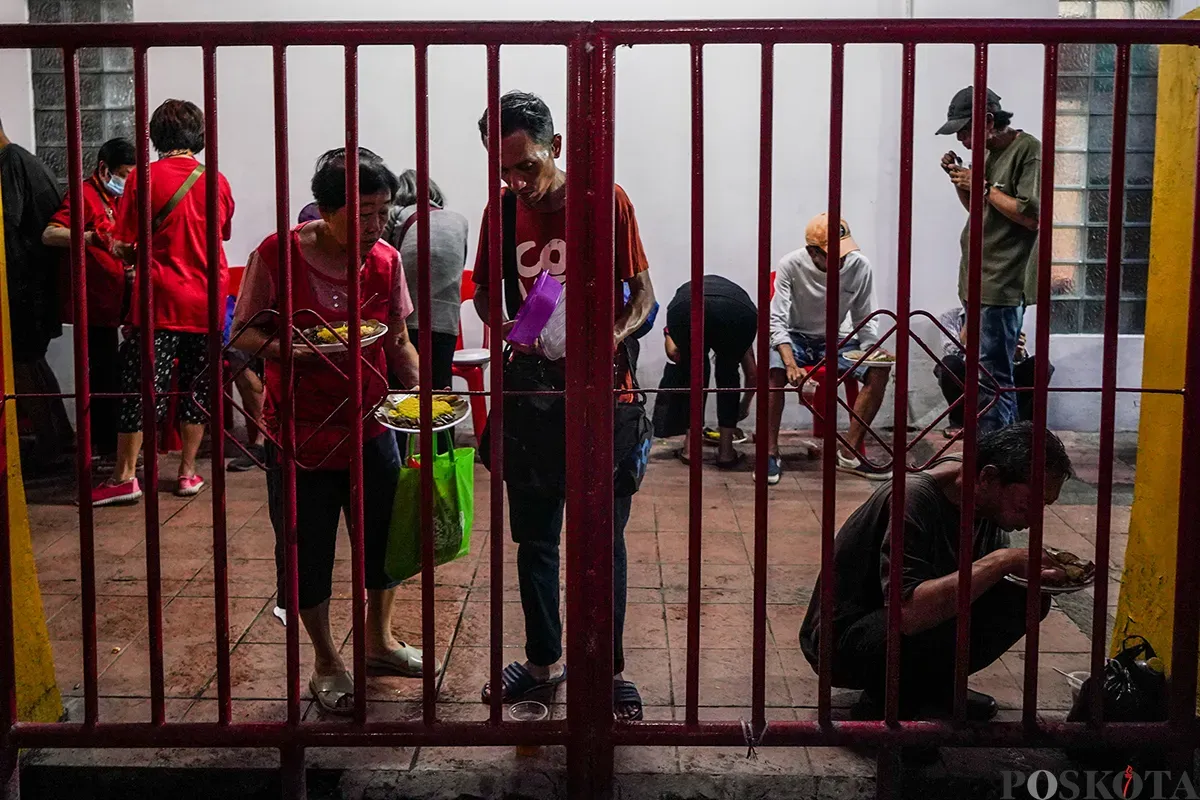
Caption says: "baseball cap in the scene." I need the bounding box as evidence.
[936,86,1003,136]
[804,213,859,256]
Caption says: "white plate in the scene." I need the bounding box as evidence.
[298,321,388,354]
[843,350,897,369]
[374,392,472,434]
[1004,573,1094,595]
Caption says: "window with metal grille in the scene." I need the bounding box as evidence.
[27,0,134,188]
[1051,0,1168,334]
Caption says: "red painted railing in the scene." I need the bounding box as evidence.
[1,17,1199,800]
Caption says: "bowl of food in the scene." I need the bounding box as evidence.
[375,392,471,434]
[297,319,388,353]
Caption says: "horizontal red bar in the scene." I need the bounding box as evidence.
[12,720,566,749]
[0,19,1197,49]
[600,18,1200,45]
[614,720,1199,749]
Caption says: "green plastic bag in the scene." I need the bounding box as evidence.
[386,434,474,582]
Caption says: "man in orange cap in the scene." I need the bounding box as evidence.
[766,213,891,483]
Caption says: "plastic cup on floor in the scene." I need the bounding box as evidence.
[509,700,548,758]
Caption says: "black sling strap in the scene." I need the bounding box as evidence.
[500,189,523,321]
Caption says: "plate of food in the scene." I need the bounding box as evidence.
[843,350,897,368]
[375,392,471,434]
[1005,547,1096,594]
[297,319,388,353]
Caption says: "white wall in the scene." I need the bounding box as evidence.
[0,0,32,146]
[6,0,1142,432]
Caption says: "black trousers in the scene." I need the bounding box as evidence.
[820,582,1049,709]
[508,484,632,673]
[88,326,120,457]
[268,433,402,610]
[406,327,458,391]
[666,295,757,428]
[935,353,1051,428]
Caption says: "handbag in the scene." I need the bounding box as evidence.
[385,432,474,582]
[1066,635,1169,768]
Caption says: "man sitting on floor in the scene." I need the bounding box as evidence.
[766,213,890,483]
[798,422,1073,722]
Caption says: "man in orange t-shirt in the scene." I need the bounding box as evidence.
[473,91,655,722]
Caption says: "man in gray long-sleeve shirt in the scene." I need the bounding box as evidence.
[765,214,891,484]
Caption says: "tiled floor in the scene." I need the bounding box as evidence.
[24,429,1134,774]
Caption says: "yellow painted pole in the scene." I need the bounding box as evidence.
[1112,11,1200,692]
[0,167,65,725]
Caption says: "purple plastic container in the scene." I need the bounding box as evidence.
[506,270,563,347]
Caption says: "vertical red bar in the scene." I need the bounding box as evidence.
[1168,57,1200,731]
[272,44,302,728]
[750,41,774,731]
[133,46,166,725]
[817,42,845,727]
[343,45,367,724]
[564,32,615,799]
[413,42,438,724]
[954,46,990,724]
[485,42,506,727]
[684,41,705,726]
[1023,42,1059,731]
[884,42,917,727]
[202,44,233,725]
[63,46,99,726]
[1089,43,1130,725]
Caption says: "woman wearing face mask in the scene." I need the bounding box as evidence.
[42,137,137,461]
[231,147,430,715]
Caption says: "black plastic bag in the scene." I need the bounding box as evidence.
[1065,635,1168,767]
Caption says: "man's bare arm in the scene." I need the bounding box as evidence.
[614,271,655,346]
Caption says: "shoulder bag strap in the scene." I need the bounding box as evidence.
[396,204,440,246]
[151,164,205,233]
[501,190,522,321]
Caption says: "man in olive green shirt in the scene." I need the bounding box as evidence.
[937,87,1040,434]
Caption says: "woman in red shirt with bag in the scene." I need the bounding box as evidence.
[92,99,235,506]
[231,148,428,715]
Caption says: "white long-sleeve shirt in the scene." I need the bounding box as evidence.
[769,247,880,350]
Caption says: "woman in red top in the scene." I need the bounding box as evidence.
[232,148,427,715]
[92,100,235,507]
[42,137,136,460]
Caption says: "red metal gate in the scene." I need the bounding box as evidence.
[1,17,1199,800]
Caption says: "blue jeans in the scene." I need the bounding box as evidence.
[976,305,1024,435]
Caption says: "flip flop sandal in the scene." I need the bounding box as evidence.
[675,449,690,465]
[480,661,567,704]
[309,670,355,716]
[613,679,644,722]
[715,451,746,471]
[366,642,442,678]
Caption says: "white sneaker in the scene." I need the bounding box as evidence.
[272,606,287,627]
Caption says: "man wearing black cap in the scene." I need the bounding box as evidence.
[937,87,1040,435]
